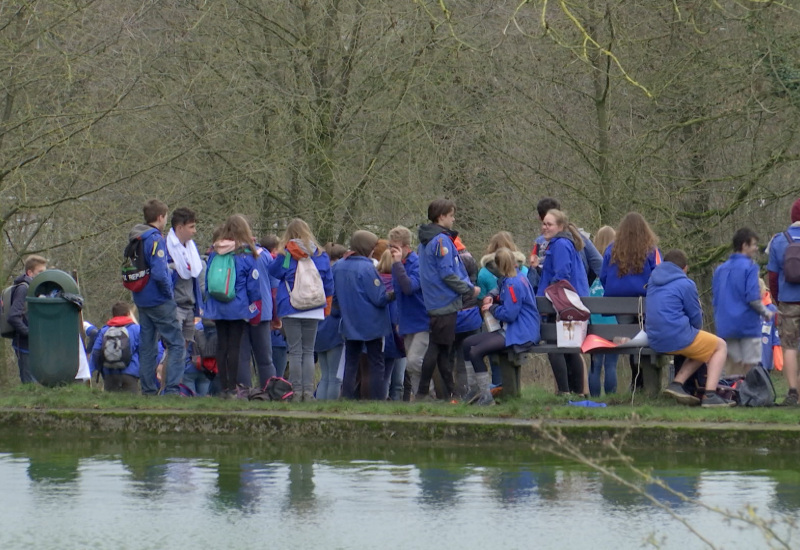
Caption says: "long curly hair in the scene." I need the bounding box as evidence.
[610,212,658,276]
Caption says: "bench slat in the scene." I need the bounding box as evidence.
[536,296,645,316]
[540,324,643,342]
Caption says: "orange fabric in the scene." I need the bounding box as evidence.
[453,236,466,252]
[774,345,784,371]
[655,249,662,265]
[286,241,310,260]
[671,330,719,363]
[324,295,333,317]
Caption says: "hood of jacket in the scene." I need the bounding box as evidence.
[649,261,687,287]
[551,230,576,245]
[418,224,451,246]
[107,316,136,327]
[212,239,236,255]
[13,273,31,286]
[480,250,527,269]
[286,239,317,260]
[129,223,160,241]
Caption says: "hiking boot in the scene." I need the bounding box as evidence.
[663,381,700,406]
[781,391,799,407]
[701,392,736,408]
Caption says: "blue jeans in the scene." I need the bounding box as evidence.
[316,345,343,400]
[589,354,619,397]
[14,346,35,384]
[385,357,407,401]
[138,301,185,395]
[182,369,211,397]
[238,321,275,389]
[273,347,287,378]
[282,317,319,395]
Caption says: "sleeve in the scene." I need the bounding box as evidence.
[245,257,262,304]
[684,282,704,330]
[268,253,287,280]
[550,241,573,283]
[744,264,761,304]
[477,268,495,299]
[493,280,523,324]
[319,256,335,297]
[766,234,781,272]
[149,235,173,300]
[527,265,541,294]
[599,246,611,287]
[90,327,106,372]
[7,283,29,336]
[392,261,418,295]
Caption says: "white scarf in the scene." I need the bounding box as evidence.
[167,228,203,279]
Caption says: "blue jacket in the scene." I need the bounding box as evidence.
[129,224,173,308]
[268,240,334,318]
[600,246,662,297]
[391,252,429,336]
[332,255,391,341]
[315,300,343,352]
[90,317,141,378]
[203,250,262,321]
[530,232,600,291]
[712,253,761,339]
[417,224,473,315]
[536,233,590,297]
[645,262,703,353]
[761,303,780,369]
[253,246,274,322]
[767,226,800,302]
[489,272,540,347]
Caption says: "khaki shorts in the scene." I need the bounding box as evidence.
[724,338,761,365]
[778,302,800,350]
[671,330,719,364]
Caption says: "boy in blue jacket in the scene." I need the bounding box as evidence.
[712,228,774,377]
[334,230,393,400]
[646,250,732,407]
[90,302,141,393]
[128,199,185,396]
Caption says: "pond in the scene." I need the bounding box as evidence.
[0,430,798,549]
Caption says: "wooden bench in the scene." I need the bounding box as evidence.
[493,296,663,398]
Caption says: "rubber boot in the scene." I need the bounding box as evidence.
[471,371,495,406]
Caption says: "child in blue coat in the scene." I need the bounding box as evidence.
[334,230,393,400]
[90,302,141,393]
[465,248,540,405]
[203,215,262,397]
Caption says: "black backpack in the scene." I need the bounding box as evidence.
[101,325,133,369]
[265,376,294,401]
[782,232,800,284]
[122,236,150,292]
[737,366,776,407]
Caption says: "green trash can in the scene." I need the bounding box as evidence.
[26,270,82,387]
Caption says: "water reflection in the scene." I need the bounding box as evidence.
[0,432,799,549]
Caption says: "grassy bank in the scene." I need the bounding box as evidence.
[1,379,798,425]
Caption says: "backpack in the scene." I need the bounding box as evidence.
[736,365,776,407]
[264,376,294,401]
[285,255,326,310]
[207,253,236,302]
[0,283,25,338]
[782,232,800,284]
[194,322,218,375]
[544,280,590,321]
[122,236,151,292]
[101,325,133,369]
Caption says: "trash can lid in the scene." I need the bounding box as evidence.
[27,269,80,297]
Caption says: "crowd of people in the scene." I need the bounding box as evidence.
[7,195,799,408]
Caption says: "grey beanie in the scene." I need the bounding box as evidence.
[350,230,379,257]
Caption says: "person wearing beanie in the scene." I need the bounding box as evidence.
[767,198,800,406]
[333,230,393,399]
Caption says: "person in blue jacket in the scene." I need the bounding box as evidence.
[599,212,662,390]
[389,226,429,401]
[268,218,334,402]
[712,227,774,377]
[128,199,185,396]
[315,243,346,400]
[532,209,588,395]
[465,248,540,405]
[646,250,732,407]
[90,302,141,393]
[334,230,393,400]
[204,214,262,398]
[238,240,277,389]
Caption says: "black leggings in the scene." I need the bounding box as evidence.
[548,353,584,394]
[216,319,246,392]
[462,332,507,373]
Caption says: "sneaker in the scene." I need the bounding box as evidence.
[701,392,736,408]
[663,381,701,406]
[781,391,799,407]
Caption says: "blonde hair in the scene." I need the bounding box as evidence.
[494,248,518,278]
[388,226,412,247]
[279,218,320,256]
[486,231,519,255]
[222,214,258,258]
[545,209,584,251]
[593,226,616,255]
[377,249,393,273]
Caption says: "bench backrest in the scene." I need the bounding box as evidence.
[536,296,646,344]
